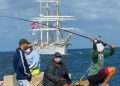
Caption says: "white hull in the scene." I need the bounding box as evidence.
[34,46,67,55]
[31,0,74,55]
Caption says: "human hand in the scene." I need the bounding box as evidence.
[75,82,80,86]
[111,45,117,49]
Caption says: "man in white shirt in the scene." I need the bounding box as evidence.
[25,46,40,76]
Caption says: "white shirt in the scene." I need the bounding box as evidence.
[25,50,40,69]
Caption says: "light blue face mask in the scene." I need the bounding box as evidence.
[25,48,31,54]
[54,57,62,63]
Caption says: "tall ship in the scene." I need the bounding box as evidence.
[31,0,75,55]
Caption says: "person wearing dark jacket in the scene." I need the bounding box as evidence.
[13,39,32,86]
[43,52,72,86]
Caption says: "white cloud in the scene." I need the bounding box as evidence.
[68,0,120,21]
[0,0,120,50]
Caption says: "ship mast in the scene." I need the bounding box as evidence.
[32,0,75,54]
[56,0,60,41]
[35,0,63,47]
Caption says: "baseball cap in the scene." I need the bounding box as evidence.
[19,38,31,45]
[54,52,62,57]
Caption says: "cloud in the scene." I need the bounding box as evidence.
[62,0,120,47]
[0,0,120,51]
[8,0,37,10]
[67,0,120,21]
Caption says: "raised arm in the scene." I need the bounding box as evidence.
[104,45,116,57]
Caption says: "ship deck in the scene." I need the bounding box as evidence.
[0,72,90,86]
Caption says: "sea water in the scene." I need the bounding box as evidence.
[0,48,120,86]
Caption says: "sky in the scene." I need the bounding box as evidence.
[0,0,120,51]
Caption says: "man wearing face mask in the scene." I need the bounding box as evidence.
[13,39,32,86]
[25,46,41,86]
[25,46,40,76]
[43,52,72,86]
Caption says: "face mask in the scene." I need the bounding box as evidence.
[94,39,98,43]
[54,57,62,63]
[25,48,31,54]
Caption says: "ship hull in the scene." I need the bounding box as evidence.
[34,46,67,55]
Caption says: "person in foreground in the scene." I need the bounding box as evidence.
[25,46,40,76]
[43,52,72,86]
[13,39,32,86]
[87,39,117,86]
[25,46,42,86]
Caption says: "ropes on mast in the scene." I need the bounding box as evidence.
[0,15,94,41]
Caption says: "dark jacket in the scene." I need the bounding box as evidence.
[13,48,31,81]
[43,62,71,86]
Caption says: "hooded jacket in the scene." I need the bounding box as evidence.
[43,61,71,86]
[13,48,31,81]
